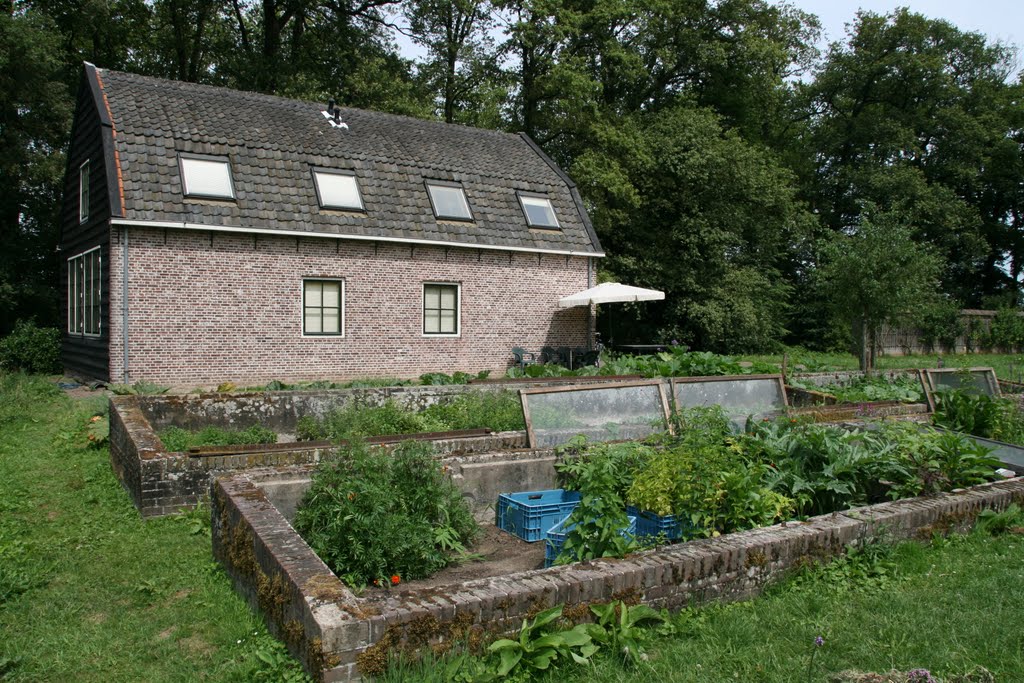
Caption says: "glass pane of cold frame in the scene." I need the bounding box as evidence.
[524,384,667,448]
[673,377,786,432]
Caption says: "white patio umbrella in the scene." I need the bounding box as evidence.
[558,282,665,350]
[558,282,665,308]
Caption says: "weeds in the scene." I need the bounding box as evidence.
[159,424,278,451]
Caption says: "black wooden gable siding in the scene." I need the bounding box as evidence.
[60,67,116,381]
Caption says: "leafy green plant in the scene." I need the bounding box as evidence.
[418,370,492,385]
[555,439,640,563]
[293,440,477,586]
[486,605,596,678]
[158,424,278,452]
[0,320,61,374]
[419,390,524,432]
[296,391,525,441]
[880,424,1001,498]
[505,348,777,379]
[974,504,1024,536]
[933,389,1024,445]
[788,375,925,403]
[584,601,667,665]
[251,637,313,682]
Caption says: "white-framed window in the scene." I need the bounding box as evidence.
[67,247,101,336]
[179,154,235,199]
[303,279,344,336]
[312,169,364,211]
[423,282,460,336]
[79,161,90,224]
[517,192,559,229]
[425,181,473,221]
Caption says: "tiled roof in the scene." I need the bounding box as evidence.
[93,66,602,255]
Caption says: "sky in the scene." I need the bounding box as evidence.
[797,1,1023,52]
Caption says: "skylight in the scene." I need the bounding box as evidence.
[426,182,473,221]
[313,170,364,211]
[179,156,234,199]
[519,194,559,228]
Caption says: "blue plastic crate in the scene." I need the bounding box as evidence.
[625,505,695,541]
[544,515,637,567]
[495,489,581,542]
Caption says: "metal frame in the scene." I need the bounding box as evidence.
[518,379,671,448]
[924,367,1000,405]
[669,374,789,413]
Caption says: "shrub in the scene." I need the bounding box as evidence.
[159,425,277,452]
[0,320,61,374]
[293,441,477,586]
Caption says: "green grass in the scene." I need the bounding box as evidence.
[381,534,1024,682]
[742,349,1024,380]
[0,373,308,682]
[3,371,1023,683]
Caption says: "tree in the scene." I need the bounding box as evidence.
[0,8,70,332]
[405,0,499,124]
[815,207,944,371]
[572,104,814,352]
[800,9,1020,306]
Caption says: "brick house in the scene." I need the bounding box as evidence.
[59,64,603,386]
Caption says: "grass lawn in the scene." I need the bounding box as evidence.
[742,350,1024,381]
[2,371,1022,682]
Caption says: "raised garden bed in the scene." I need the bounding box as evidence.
[211,466,1024,682]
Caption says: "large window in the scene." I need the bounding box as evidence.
[179,155,235,199]
[425,181,473,221]
[313,169,364,211]
[68,248,101,336]
[423,283,460,336]
[303,279,344,336]
[79,161,90,224]
[518,193,559,228]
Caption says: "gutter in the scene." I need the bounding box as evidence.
[109,218,606,258]
[121,226,130,383]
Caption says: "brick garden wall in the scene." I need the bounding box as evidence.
[211,470,1024,682]
[107,227,592,386]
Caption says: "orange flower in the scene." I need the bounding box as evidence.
[373,579,380,586]
[90,415,101,423]
[391,575,401,585]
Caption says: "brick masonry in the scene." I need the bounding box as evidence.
[210,469,1024,683]
[107,226,593,386]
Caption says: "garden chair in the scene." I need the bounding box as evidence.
[511,347,539,371]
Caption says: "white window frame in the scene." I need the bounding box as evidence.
[178,153,236,200]
[79,161,90,224]
[517,191,560,229]
[425,180,474,222]
[67,247,101,337]
[312,168,365,211]
[422,282,461,337]
[301,278,345,337]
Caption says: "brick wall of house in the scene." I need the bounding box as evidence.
[108,227,593,386]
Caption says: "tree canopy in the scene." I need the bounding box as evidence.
[2,0,1022,354]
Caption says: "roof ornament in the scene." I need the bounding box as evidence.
[322,98,349,130]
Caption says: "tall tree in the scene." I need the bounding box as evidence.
[800,9,1020,305]
[405,0,499,124]
[0,8,70,331]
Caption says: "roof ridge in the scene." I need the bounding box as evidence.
[97,67,522,142]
